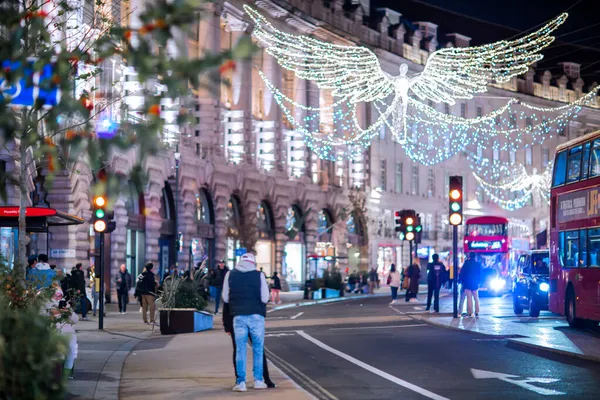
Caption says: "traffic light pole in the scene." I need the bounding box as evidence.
[99,232,105,330]
[452,225,458,319]
[409,240,413,267]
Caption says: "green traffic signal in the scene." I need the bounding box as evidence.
[451,202,461,212]
[399,232,405,240]
[416,225,422,232]
[95,209,105,218]
[407,226,414,232]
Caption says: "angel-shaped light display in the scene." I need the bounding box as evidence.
[245,5,568,145]
[470,154,553,211]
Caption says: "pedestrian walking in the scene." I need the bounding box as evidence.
[71,263,89,321]
[207,268,216,301]
[405,264,421,302]
[116,264,133,314]
[270,271,282,304]
[460,252,482,317]
[222,253,270,392]
[368,268,377,294]
[212,260,229,314]
[426,254,446,313]
[45,285,79,379]
[88,266,101,316]
[223,301,275,389]
[140,263,158,324]
[387,264,401,305]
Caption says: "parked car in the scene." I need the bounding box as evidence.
[512,250,550,317]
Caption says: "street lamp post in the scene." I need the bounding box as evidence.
[174,148,180,272]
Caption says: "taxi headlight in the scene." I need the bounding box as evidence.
[539,282,550,292]
[490,278,505,291]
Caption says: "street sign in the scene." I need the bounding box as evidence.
[471,368,565,395]
[0,60,61,107]
[235,247,247,256]
[49,249,76,258]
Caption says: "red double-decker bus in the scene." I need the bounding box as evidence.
[464,216,513,295]
[549,130,600,327]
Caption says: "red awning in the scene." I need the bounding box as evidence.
[0,207,84,231]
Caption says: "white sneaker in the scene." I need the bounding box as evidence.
[389,300,397,305]
[254,380,268,390]
[232,382,247,392]
[429,309,435,314]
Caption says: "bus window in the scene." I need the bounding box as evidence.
[553,150,567,186]
[559,231,565,267]
[566,145,583,183]
[565,230,579,267]
[588,228,600,267]
[580,229,588,267]
[582,142,591,180]
[591,140,600,177]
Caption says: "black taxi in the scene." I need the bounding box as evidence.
[512,250,550,317]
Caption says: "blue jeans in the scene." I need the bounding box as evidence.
[391,286,398,300]
[214,287,223,313]
[80,296,88,318]
[233,315,265,384]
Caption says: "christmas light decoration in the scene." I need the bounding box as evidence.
[470,155,552,211]
[245,5,568,142]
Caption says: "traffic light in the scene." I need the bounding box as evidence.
[449,176,463,226]
[415,214,423,244]
[93,195,116,233]
[405,211,415,241]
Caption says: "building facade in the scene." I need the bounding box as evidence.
[2,0,600,292]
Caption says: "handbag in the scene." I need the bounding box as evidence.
[386,274,392,285]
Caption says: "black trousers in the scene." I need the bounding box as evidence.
[117,290,128,312]
[426,283,440,312]
[230,329,273,385]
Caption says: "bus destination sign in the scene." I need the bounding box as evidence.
[557,187,600,223]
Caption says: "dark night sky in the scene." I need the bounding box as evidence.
[372,0,600,78]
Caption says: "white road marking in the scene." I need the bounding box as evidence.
[413,306,424,310]
[471,368,565,396]
[296,330,449,400]
[290,312,304,320]
[265,333,296,338]
[330,324,426,331]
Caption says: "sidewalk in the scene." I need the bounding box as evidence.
[409,296,600,363]
[68,301,312,400]
[119,330,313,400]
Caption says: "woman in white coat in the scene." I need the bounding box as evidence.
[387,264,401,305]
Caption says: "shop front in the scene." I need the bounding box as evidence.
[377,244,403,277]
[256,201,275,276]
[191,188,215,270]
[347,212,366,273]
[225,195,243,270]
[158,182,176,278]
[125,184,146,279]
[283,205,306,286]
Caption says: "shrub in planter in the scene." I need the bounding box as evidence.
[323,268,342,290]
[0,263,68,399]
[159,276,211,334]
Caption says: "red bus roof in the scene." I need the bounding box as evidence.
[465,216,509,225]
[555,129,600,153]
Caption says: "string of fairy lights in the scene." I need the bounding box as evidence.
[244,5,599,210]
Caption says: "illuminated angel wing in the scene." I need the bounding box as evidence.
[244,6,394,103]
[410,13,568,105]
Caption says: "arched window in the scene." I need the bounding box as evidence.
[257,201,275,239]
[226,195,242,237]
[317,209,333,235]
[195,188,214,225]
[160,182,175,221]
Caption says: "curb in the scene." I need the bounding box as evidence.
[268,293,389,312]
[94,331,152,400]
[507,338,600,364]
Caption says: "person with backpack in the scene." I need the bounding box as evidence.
[426,254,446,313]
[212,260,229,315]
[71,263,89,321]
[139,263,158,324]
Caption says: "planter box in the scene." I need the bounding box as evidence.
[322,288,341,299]
[159,309,213,335]
[311,290,322,300]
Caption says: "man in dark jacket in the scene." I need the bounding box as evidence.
[140,263,157,324]
[426,254,446,313]
[212,260,229,315]
[71,263,89,320]
[460,252,482,317]
[115,264,133,314]
[222,253,269,392]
